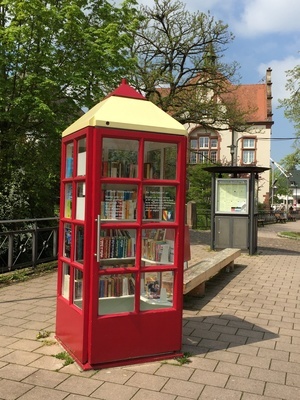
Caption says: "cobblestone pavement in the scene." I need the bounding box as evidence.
[0,221,299,399]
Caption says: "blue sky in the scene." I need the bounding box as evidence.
[136,0,300,164]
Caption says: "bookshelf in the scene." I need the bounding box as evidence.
[57,79,188,370]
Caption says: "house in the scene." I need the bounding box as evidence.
[187,68,273,204]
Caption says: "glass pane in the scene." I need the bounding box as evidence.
[211,151,217,163]
[190,151,197,163]
[98,274,135,315]
[142,228,175,266]
[62,263,70,299]
[243,150,254,164]
[140,271,173,310]
[216,178,248,214]
[76,182,85,220]
[199,137,209,148]
[211,138,218,148]
[190,139,197,149]
[77,137,86,176]
[98,228,136,261]
[73,269,83,309]
[65,142,74,178]
[102,138,138,178]
[75,225,84,264]
[144,142,177,180]
[143,186,176,221]
[65,183,72,218]
[101,184,137,221]
[243,139,255,148]
[199,151,208,163]
[64,223,72,258]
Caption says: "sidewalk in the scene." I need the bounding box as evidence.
[0,222,300,399]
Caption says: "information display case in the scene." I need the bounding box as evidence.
[216,178,249,214]
[204,165,269,255]
[56,80,188,369]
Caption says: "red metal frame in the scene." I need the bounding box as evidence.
[56,123,187,370]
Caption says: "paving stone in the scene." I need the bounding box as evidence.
[161,378,204,399]
[0,379,33,399]
[155,363,194,380]
[28,354,65,370]
[126,371,168,390]
[249,367,286,384]
[92,381,138,400]
[131,388,176,400]
[190,369,229,387]
[55,375,103,396]
[264,382,300,400]
[226,376,265,395]
[198,385,242,399]
[92,368,134,384]
[15,386,68,400]
[215,361,250,378]
[7,338,44,352]
[0,363,37,381]
[237,354,271,369]
[0,349,42,366]
[22,368,69,387]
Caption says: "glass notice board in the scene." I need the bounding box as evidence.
[216,178,249,214]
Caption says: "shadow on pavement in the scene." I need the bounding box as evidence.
[182,313,278,356]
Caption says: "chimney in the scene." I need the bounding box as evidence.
[266,67,273,120]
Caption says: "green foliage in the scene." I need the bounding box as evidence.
[279,231,300,239]
[36,330,50,339]
[279,64,300,139]
[54,351,74,366]
[0,0,140,218]
[0,261,57,286]
[175,352,192,365]
[186,163,213,209]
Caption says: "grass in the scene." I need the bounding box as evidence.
[36,330,51,340]
[174,352,192,365]
[0,261,57,287]
[54,351,74,366]
[279,231,300,240]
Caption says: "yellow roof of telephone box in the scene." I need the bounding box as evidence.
[62,79,188,137]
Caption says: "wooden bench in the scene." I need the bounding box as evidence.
[288,213,296,222]
[183,248,241,297]
[275,213,287,223]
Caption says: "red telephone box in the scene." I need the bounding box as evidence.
[56,79,188,369]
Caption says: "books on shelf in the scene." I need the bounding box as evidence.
[99,229,136,260]
[99,275,135,298]
[102,161,138,178]
[144,162,153,178]
[142,229,175,263]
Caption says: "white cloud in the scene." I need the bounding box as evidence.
[258,56,300,106]
[233,0,300,37]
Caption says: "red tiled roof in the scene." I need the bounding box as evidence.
[224,83,268,123]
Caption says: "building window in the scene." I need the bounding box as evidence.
[241,137,256,165]
[189,133,219,164]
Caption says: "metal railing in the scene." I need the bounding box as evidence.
[0,218,59,274]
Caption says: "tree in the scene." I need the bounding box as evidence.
[129,0,251,131]
[278,63,300,167]
[0,0,140,218]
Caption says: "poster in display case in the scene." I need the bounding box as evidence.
[216,178,249,214]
